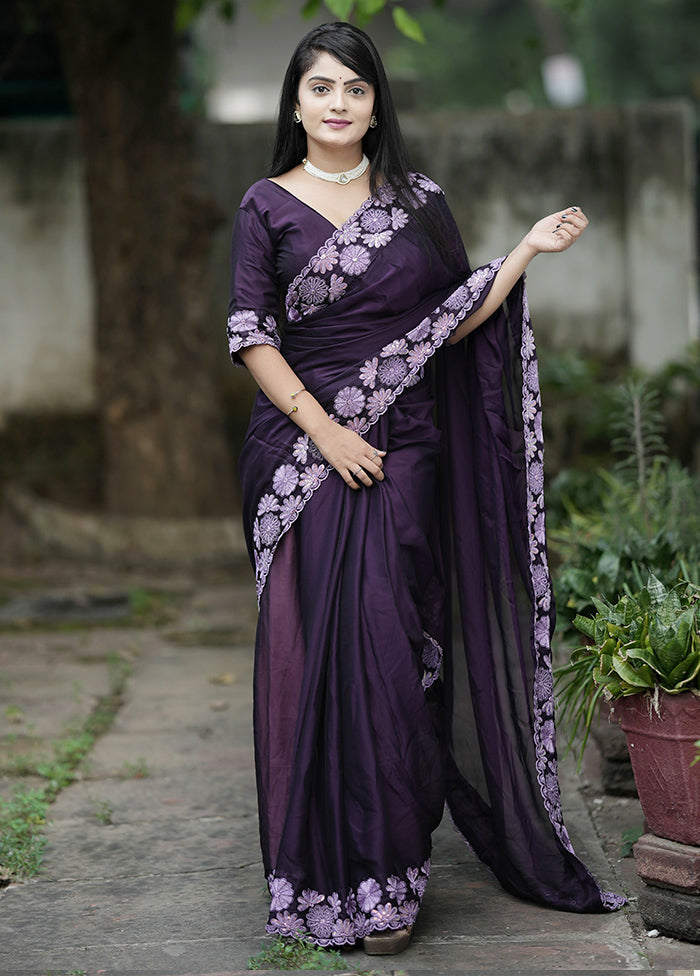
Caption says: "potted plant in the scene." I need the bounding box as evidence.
[555,575,700,845]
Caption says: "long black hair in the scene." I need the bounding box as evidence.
[269,22,413,200]
[268,22,465,274]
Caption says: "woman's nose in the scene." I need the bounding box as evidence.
[330,89,347,112]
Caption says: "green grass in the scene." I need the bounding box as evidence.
[91,799,114,825]
[0,655,132,883]
[248,934,358,971]
[0,788,50,880]
[118,757,150,779]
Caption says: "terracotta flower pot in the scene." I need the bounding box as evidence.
[611,691,700,846]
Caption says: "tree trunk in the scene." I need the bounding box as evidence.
[48,0,236,516]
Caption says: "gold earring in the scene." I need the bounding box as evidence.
[369,115,378,129]
[294,110,302,123]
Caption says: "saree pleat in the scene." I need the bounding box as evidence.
[231,176,623,947]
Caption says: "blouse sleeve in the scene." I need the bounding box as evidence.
[227,199,282,367]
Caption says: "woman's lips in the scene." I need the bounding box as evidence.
[324,119,351,128]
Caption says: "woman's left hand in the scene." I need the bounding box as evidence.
[523,206,589,255]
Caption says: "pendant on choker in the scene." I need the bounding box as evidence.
[302,154,370,184]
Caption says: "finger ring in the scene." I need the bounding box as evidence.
[352,467,362,477]
[370,450,379,459]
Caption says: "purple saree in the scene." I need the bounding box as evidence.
[228,174,623,947]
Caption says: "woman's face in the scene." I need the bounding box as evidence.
[296,51,375,159]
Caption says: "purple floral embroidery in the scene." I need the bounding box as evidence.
[359,357,378,389]
[522,390,538,422]
[529,461,544,495]
[336,220,361,245]
[363,229,393,248]
[298,889,325,911]
[407,342,432,369]
[367,387,394,421]
[228,309,258,329]
[252,255,504,605]
[269,876,294,911]
[312,245,339,273]
[258,513,281,546]
[268,911,305,937]
[521,324,536,359]
[328,274,347,301]
[272,464,299,497]
[444,285,471,311]
[331,918,355,942]
[362,208,391,232]
[407,318,431,342]
[399,901,420,925]
[416,174,441,194]
[265,862,430,947]
[285,175,441,322]
[376,183,396,205]
[381,338,408,357]
[357,878,382,912]
[257,493,280,515]
[391,207,408,230]
[377,356,408,386]
[298,276,329,305]
[307,905,335,939]
[386,876,407,903]
[299,463,326,492]
[280,494,304,526]
[421,633,443,689]
[371,903,399,929]
[227,309,281,364]
[334,386,366,418]
[431,312,456,341]
[516,289,625,909]
[339,244,371,276]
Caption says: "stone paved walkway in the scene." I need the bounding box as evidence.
[0,563,698,974]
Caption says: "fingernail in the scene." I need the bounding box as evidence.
[555,223,562,229]
[570,207,578,212]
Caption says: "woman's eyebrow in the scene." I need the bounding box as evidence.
[307,75,368,86]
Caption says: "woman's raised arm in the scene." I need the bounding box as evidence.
[448,206,588,345]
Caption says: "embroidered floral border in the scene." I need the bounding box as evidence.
[518,293,626,911]
[250,258,504,604]
[285,175,442,323]
[265,860,430,947]
[421,632,443,689]
[227,308,281,366]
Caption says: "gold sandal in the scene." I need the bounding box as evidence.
[361,925,412,955]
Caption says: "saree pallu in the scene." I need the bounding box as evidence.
[229,175,623,947]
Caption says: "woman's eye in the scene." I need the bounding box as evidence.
[350,87,366,96]
[312,85,329,94]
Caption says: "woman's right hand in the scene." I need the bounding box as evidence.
[312,420,386,490]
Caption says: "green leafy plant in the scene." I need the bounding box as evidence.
[620,826,643,858]
[91,799,114,825]
[555,576,700,763]
[551,377,700,644]
[247,934,354,970]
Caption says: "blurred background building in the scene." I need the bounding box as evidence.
[0,0,698,510]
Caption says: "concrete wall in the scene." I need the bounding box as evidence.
[0,121,95,419]
[0,102,697,421]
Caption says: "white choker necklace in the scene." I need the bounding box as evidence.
[302,154,369,185]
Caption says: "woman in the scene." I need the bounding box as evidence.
[228,21,623,955]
